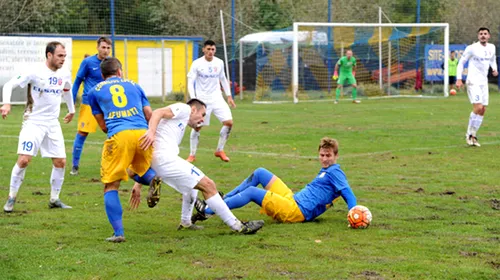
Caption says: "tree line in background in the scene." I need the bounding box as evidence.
[1,0,499,45]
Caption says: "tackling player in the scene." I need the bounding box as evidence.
[192,137,357,225]
[1,41,75,212]
[88,57,161,242]
[129,99,265,234]
[70,37,112,175]
[456,27,498,147]
[333,50,360,104]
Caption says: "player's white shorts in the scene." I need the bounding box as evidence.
[17,121,66,158]
[201,100,232,126]
[152,156,205,195]
[467,82,489,106]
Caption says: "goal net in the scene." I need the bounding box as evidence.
[250,22,449,103]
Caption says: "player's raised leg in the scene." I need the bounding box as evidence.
[224,167,275,199]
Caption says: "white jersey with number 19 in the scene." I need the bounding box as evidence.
[7,64,72,123]
[457,42,497,85]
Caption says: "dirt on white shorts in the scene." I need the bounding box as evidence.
[467,82,489,106]
[17,121,66,158]
[152,155,205,195]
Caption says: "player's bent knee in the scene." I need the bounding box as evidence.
[17,155,32,168]
[126,169,136,178]
[52,158,66,168]
[196,176,218,198]
[223,120,233,127]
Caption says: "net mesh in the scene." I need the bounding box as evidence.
[246,25,446,103]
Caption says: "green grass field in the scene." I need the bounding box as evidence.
[1,93,499,279]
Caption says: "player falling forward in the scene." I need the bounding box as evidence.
[1,41,75,212]
[192,137,357,225]
[333,50,360,104]
[70,37,112,175]
[186,40,235,163]
[456,27,498,147]
[131,99,264,234]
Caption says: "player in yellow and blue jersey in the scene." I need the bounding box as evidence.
[70,37,111,176]
[192,137,357,224]
[88,57,161,242]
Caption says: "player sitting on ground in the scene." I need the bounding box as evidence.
[192,137,357,224]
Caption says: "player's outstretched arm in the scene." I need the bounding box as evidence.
[456,46,472,88]
[139,106,175,150]
[339,187,357,210]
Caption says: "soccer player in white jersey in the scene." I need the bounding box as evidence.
[456,27,498,147]
[186,40,235,163]
[1,41,75,212]
[129,99,264,234]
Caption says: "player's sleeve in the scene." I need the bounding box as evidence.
[72,59,88,101]
[187,61,198,99]
[326,169,357,210]
[169,103,190,120]
[219,61,231,97]
[339,188,357,210]
[1,70,34,104]
[135,83,151,107]
[490,46,497,72]
[456,46,472,79]
[88,90,103,116]
[62,72,75,113]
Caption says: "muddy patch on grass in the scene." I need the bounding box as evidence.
[352,270,384,279]
[490,199,500,210]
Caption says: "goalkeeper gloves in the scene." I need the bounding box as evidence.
[332,71,338,80]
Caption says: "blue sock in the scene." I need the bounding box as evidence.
[132,168,156,185]
[225,167,274,198]
[104,190,124,237]
[72,133,87,167]
[205,187,266,215]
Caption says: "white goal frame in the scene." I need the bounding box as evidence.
[292,22,450,103]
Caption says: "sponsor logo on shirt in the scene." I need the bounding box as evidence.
[177,122,185,132]
[319,172,326,178]
[32,86,62,95]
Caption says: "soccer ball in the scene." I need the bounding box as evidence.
[347,205,372,229]
[450,89,457,96]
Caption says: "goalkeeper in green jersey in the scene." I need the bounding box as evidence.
[332,50,360,104]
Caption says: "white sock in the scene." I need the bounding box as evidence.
[50,166,65,201]
[181,189,198,225]
[216,125,231,152]
[205,194,242,231]
[190,129,200,156]
[472,114,483,137]
[9,164,26,198]
[467,112,475,136]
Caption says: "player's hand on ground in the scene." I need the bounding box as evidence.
[227,96,236,108]
[129,182,142,210]
[493,70,498,77]
[139,130,155,150]
[456,79,463,89]
[1,104,11,119]
[63,113,75,123]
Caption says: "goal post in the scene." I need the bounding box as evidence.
[289,22,449,103]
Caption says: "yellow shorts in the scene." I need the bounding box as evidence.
[77,104,98,133]
[260,178,305,223]
[100,129,152,184]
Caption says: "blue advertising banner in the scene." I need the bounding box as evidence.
[424,44,468,81]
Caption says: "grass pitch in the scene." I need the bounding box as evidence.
[0,93,499,279]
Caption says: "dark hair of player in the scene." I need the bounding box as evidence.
[45,41,64,58]
[97,37,112,46]
[100,57,122,79]
[204,40,216,47]
[477,27,490,34]
[187,98,207,109]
